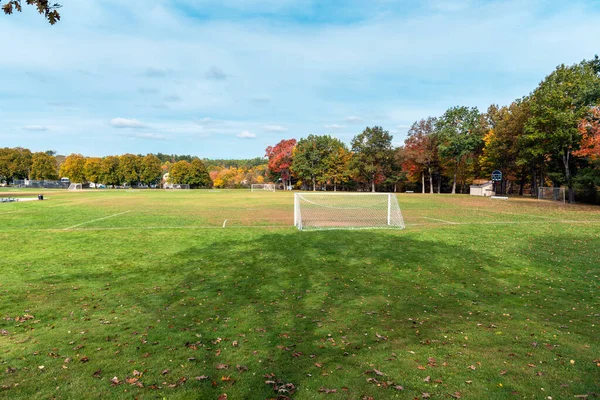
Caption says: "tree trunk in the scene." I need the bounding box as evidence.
[429,169,433,194]
[437,174,441,194]
[334,180,337,192]
[451,163,458,194]
[312,177,316,191]
[371,176,376,193]
[421,171,425,194]
[563,151,574,203]
[519,168,526,196]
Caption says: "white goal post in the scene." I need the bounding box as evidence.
[538,187,566,204]
[68,183,83,191]
[294,193,406,231]
[165,184,190,190]
[251,184,276,192]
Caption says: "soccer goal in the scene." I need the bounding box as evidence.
[68,183,83,191]
[538,187,566,204]
[165,184,190,190]
[251,184,276,192]
[294,193,405,231]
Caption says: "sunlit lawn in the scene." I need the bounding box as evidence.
[1,189,599,399]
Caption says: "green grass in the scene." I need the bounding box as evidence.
[1,189,599,399]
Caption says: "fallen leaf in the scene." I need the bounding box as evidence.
[451,392,462,399]
[422,393,431,399]
[196,375,209,380]
[92,369,101,378]
[216,364,229,370]
[218,394,228,400]
[467,365,476,370]
[80,357,89,363]
[393,385,404,391]
[161,369,169,375]
[110,376,120,385]
[423,376,431,383]
[319,387,337,394]
[236,365,248,372]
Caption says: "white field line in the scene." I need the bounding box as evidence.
[63,210,132,230]
[422,217,459,225]
[59,225,289,231]
[222,219,228,228]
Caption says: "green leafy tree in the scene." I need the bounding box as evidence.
[187,158,213,188]
[84,157,102,185]
[351,126,395,192]
[139,154,163,186]
[118,154,141,186]
[59,153,86,183]
[292,135,340,191]
[30,151,58,180]
[99,156,120,186]
[436,106,483,194]
[169,160,191,184]
[524,59,600,202]
[2,1,61,24]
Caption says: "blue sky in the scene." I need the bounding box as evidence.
[1,0,599,158]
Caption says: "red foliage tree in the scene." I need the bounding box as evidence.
[574,106,600,160]
[265,139,296,188]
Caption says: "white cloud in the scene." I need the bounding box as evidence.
[324,124,344,130]
[263,125,288,132]
[344,116,364,123]
[237,130,256,139]
[22,125,50,131]
[133,132,166,140]
[110,118,148,129]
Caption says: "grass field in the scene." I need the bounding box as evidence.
[1,189,599,399]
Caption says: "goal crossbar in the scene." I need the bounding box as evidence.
[251,184,276,192]
[294,193,405,231]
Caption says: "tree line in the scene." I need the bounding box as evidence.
[0,150,212,188]
[265,57,600,203]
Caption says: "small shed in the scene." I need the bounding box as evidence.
[470,180,494,197]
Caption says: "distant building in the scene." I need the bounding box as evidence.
[470,180,494,197]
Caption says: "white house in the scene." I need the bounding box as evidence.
[470,180,494,197]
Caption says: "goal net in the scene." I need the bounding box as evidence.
[538,187,566,204]
[294,193,405,231]
[165,184,190,190]
[251,184,276,192]
[68,183,83,191]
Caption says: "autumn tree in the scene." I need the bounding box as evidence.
[573,106,600,160]
[436,106,483,194]
[59,153,86,183]
[324,141,352,191]
[118,154,140,186]
[168,160,191,185]
[139,154,163,186]
[265,139,296,189]
[30,151,58,180]
[99,156,120,186]
[0,147,31,182]
[481,100,531,195]
[403,118,438,193]
[187,158,212,188]
[84,157,102,184]
[351,126,395,192]
[2,0,61,24]
[524,59,600,202]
